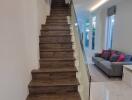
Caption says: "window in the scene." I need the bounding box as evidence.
[85,21,90,48]
[105,6,116,49]
[92,16,96,50]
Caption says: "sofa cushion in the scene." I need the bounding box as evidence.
[117,54,125,62]
[92,57,104,62]
[101,50,111,60]
[125,55,132,62]
[100,61,112,70]
[110,54,119,62]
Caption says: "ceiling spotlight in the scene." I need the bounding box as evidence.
[90,0,109,12]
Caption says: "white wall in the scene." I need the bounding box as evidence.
[95,9,107,52]
[113,0,132,54]
[0,0,50,100]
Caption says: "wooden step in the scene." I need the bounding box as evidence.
[39,35,71,43]
[46,19,68,23]
[41,30,70,36]
[42,25,70,31]
[51,10,70,13]
[40,50,74,59]
[51,5,69,7]
[51,7,70,9]
[40,49,74,52]
[40,58,75,68]
[51,8,70,11]
[32,67,77,80]
[47,16,67,20]
[27,92,81,100]
[51,11,70,13]
[29,79,79,94]
[40,42,73,49]
[50,13,70,16]
[46,23,69,26]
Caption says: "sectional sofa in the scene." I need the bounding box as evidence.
[92,50,132,77]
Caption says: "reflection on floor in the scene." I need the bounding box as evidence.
[88,64,132,100]
[88,64,121,82]
[90,82,132,100]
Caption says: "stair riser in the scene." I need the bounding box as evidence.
[40,61,75,68]
[40,51,74,58]
[32,72,76,80]
[52,2,65,3]
[51,7,70,9]
[42,26,70,31]
[41,31,70,36]
[51,13,70,15]
[40,37,71,43]
[50,14,70,16]
[51,5,68,7]
[47,16,67,20]
[51,10,70,12]
[51,9,70,11]
[46,19,68,23]
[40,43,72,49]
[46,23,69,26]
[29,85,78,94]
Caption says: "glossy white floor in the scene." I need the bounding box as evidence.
[89,65,132,100]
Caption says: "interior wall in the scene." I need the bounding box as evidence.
[95,9,107,52]
[92,0,130,53]
[112,0,132,54]
[0,0,50,100]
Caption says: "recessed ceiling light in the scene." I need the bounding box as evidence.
[89,0,109,12]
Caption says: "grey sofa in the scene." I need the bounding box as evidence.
[92,51,132,77]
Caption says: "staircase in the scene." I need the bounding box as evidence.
[27,0,81,99]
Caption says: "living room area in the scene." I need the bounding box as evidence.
[74,0,132,99]
[82,0,132,82]
[82,0,132,99]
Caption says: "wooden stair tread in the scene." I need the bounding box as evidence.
[40,49,74,52]
[32,67,77,73]
[41,34,71,36]
[29,79,79,87]
[27,92,81,100]
[39,41,73,44]
[40,34,71,37]
[40,58,75,61]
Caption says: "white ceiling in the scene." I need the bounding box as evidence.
[73,0,123,12]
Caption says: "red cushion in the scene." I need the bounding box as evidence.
[117,54,125,62]
[111,51,116,56]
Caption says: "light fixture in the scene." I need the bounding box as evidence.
[89,0,109,12]
[75,23,78,26]
[86,29,90,32]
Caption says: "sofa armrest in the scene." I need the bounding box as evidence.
[111,62,132,70]
[111,62,132,76]
[95,53,102,57]
[112,62,132,66]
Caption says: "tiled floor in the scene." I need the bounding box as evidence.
[85,51,132,100]
[90,81,132,100]
[88,63,132,100]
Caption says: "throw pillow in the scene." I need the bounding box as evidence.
[125,55,132,62]
[110,54,119,62]
[101,50,111,60]
[117,54,125,62]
